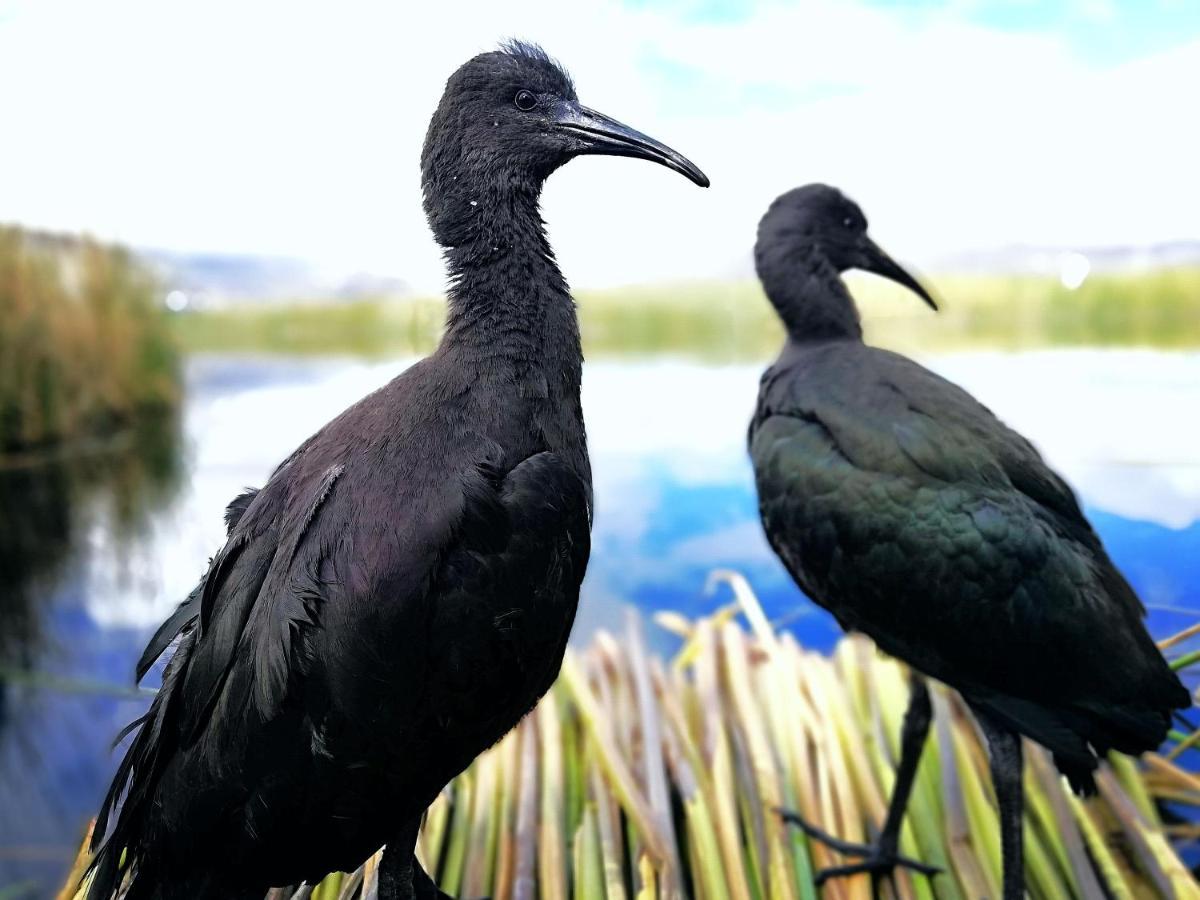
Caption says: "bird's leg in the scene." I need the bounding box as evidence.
[376,817,456,900]
[780,673,941,892]
[976,711,1025,900]
[377,819,421,900]
[377,846,416,900]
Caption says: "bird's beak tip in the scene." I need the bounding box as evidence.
[858,237,937,313]
[556,102,709,189]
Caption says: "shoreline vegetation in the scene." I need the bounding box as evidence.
[170,267,1200,361]
[0,226,180,456]
[63,574,1200,900]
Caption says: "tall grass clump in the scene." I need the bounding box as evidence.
[170,296,446,358]
[66,573,1200,900]
[0,226,180,454]
[921,266,1200,351]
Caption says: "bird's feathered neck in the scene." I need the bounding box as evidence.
[436,184,582,388]
[755,241,863,344]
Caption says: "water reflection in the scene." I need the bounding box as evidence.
[0,416,181,895]
[0,418,183,669]
[0,463,71,670]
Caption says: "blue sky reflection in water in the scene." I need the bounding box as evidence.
[1,349,1198,894]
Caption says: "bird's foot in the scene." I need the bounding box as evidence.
[778,808,941,887]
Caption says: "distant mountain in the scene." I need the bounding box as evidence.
[721,240,1200,287]
[136,240,1200,311]
[140,250,411,310]
[931,240,1200,275]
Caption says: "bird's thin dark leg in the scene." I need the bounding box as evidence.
[976,712,1025,900]
[377,819,421,900]
[780,673,940,892]
[376,817,455,900]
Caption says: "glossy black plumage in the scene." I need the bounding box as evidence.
[749,184,1189,897]
[87,42,707,900]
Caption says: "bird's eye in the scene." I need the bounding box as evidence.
[842,216,855,229]
[514,90,537,111]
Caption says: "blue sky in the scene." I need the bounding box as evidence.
[914,0,1200,62]
[633,0,1200,110]
[648,0,1200,62]
[0,0,1196,289]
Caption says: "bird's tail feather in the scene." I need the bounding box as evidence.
[87,628,196,900]
[89,492,261,899]
[969,689,1185,797]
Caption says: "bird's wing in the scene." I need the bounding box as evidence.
[177,462,347,741]
[871,354,1094,536]
[761,348,1100,551]
[216,449,591,868]
[750,350,1186,750]
[91,442,589,893]
[394,451,591,757]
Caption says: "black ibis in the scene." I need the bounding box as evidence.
[86,41,707,900]
[748,184,1189,898]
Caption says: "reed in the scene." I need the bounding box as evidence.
[0,226,180,454]
[169,267,1200,361]
[64,573,1200,899]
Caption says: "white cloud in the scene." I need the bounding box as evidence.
[0,0,1196,291]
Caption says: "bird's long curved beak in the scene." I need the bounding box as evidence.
[855,237,938,311]
[553,102,710,188]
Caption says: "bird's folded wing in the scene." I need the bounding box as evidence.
[167,448,589,750]
[173,457,441,744]
[749,402,1161,708]
[885,377,1091,532]
[763,351,1095,544]
[93,449,590,888]
[421,451,591,724]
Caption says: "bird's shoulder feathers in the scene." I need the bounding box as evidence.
[754,343,1089,533]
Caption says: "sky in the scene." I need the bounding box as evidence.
[0,0,1197,291]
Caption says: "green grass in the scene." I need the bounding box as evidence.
[171,267,1200,361]
[66,575,1200,900]
[0,227,181,453]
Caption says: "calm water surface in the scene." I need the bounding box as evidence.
[2,349,1198,895]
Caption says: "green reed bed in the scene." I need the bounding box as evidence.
[65,572,1200,900]
[0,227,180,455]
[170,267,1200,361]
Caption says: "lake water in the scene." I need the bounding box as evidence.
[2,349,1198,896]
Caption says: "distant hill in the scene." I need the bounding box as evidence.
[932,240,1200,275]
[140,241,1200,310]
[141,249,411,310]
[715,240,1200,286]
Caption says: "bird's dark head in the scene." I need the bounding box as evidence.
[756,184,937,316]
[421,41,708,247]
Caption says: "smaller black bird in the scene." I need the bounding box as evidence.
[748,184,1190,899]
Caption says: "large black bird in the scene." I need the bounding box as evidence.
[87,42,708,900]
[748,184,1189,899]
